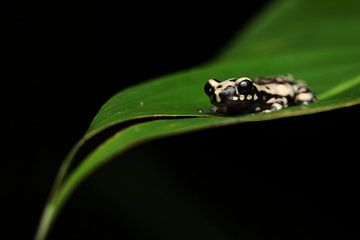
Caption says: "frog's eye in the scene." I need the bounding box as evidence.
[204,79,219,96]
[237,79,253,93]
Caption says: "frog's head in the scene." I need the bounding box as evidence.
[204,77,258,107]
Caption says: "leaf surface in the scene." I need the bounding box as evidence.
[36,1,360,239]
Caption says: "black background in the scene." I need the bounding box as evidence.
[2,1,360,240]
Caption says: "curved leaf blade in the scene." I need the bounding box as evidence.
[36,0,360,239]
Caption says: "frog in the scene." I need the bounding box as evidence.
[204,74,316,115]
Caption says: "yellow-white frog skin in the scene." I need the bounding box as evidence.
[204,75,316,115]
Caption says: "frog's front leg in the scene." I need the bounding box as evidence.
[263,96,288,113]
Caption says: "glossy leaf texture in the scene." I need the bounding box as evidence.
[36,0,360,239]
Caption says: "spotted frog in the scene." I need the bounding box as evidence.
[204,75,316,115]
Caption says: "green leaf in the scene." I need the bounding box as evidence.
[35,0,360,239]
